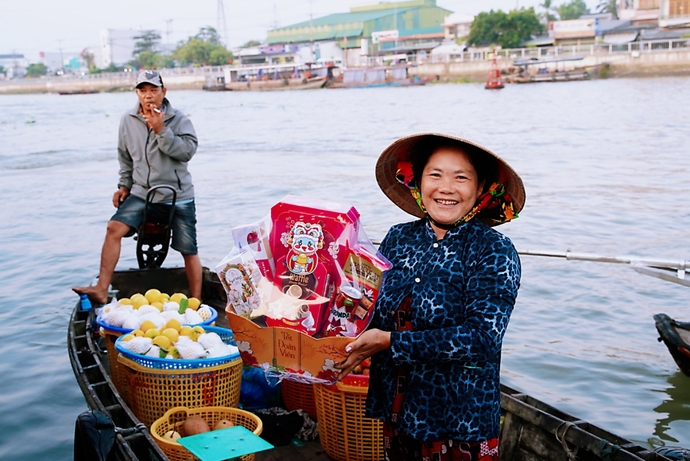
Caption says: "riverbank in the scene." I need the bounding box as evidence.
[1,48,688,94]
[419,48,690,82]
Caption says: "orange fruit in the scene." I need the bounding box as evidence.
[144,288,162,304]
[162,328,180,343]
[152,335,171,350]
[139,320,156,333]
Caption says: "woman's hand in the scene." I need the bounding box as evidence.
[336,328,391,381]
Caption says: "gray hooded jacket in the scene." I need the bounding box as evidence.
[117,98,198,203]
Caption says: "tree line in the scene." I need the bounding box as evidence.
[85,26,234,74]
[467,0,619,49]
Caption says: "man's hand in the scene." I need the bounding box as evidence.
[113,187,130,208]
[335,328,391,381]
[142,103,165,133]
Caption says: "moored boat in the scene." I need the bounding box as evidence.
[503,57,606,84]
[69,265,674,461]
[203,63,329,92]
[326,65,435,89]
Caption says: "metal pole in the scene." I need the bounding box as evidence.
[309,0,315,63]
[518,249,689,271]
[394,4,398,54]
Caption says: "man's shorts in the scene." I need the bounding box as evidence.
[111,194,198,255]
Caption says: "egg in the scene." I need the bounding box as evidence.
[182,416,210,436]
[213,419,235,430]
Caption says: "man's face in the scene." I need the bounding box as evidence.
[135,83,166,111]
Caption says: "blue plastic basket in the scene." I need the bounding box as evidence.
[114,325,239,370]
[97,305,218,334]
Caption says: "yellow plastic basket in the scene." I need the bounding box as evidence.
[151,406,263,461]
[100,328,130,405]
[118,355,243,428]
[314,376,383,461]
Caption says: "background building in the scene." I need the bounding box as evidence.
[265,0,450,66]
[39,51,85,74]
[0,53,28,78]
[100,29,161,68]
[659,0,690,26]
[441,13,474,41]
[618,0,660,24]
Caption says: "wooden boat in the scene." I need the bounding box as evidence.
[654,313,690,377]
[203,63,329,92]
[59,90,100,95]
[503,57,605,84]
[69,265,676,461]
[326,65,435,89]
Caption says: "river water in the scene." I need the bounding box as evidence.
[0,78,688,460]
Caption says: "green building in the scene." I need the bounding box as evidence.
[266,0,451,61]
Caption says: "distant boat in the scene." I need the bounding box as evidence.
[58,90,100,95]
[326,65,435,89]
[504,57,607,84]
[204,63,328,92]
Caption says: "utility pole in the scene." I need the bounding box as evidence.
[309,0,315,63]
[165,19,172,48]
[58,39,65,74]
[273,3,280,30]
[217,0,229,46]
[394,4,398,54]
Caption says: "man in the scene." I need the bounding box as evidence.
[73,70,202,304]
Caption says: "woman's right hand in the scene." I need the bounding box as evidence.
[113,188,130,208]
[336,328,391,381]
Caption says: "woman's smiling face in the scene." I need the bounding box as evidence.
[420,146,484,238]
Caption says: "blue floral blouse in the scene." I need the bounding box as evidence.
[366,217,521,442]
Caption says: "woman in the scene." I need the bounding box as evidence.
[337,133,525,460]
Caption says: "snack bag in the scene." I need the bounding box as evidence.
[215,247,271,318]
[320,229,391,338]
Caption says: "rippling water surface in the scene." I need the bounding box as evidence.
[0,78,689,460]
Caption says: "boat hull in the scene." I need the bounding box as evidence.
[326,76,433,89]
[206,76,327,91]
[507,70,591,84]
[654,313,690,376]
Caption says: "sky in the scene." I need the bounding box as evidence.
[1,0,600,61]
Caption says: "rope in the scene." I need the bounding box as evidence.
[555,421,579,461]
[600,440,621,461]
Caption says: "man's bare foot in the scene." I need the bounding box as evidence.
[72,286,109,305]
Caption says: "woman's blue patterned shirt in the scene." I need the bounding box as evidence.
[365,217,521,442]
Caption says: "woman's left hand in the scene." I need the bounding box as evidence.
[336,328,391,381]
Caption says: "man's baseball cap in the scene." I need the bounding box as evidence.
[135,70,164,88]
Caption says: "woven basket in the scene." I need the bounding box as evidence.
[314,375,383,461]
[281,379,318,420]
[151,406,263,461]
[119,355,243,428]
[100,328,130,405]
[97,308,219,405]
